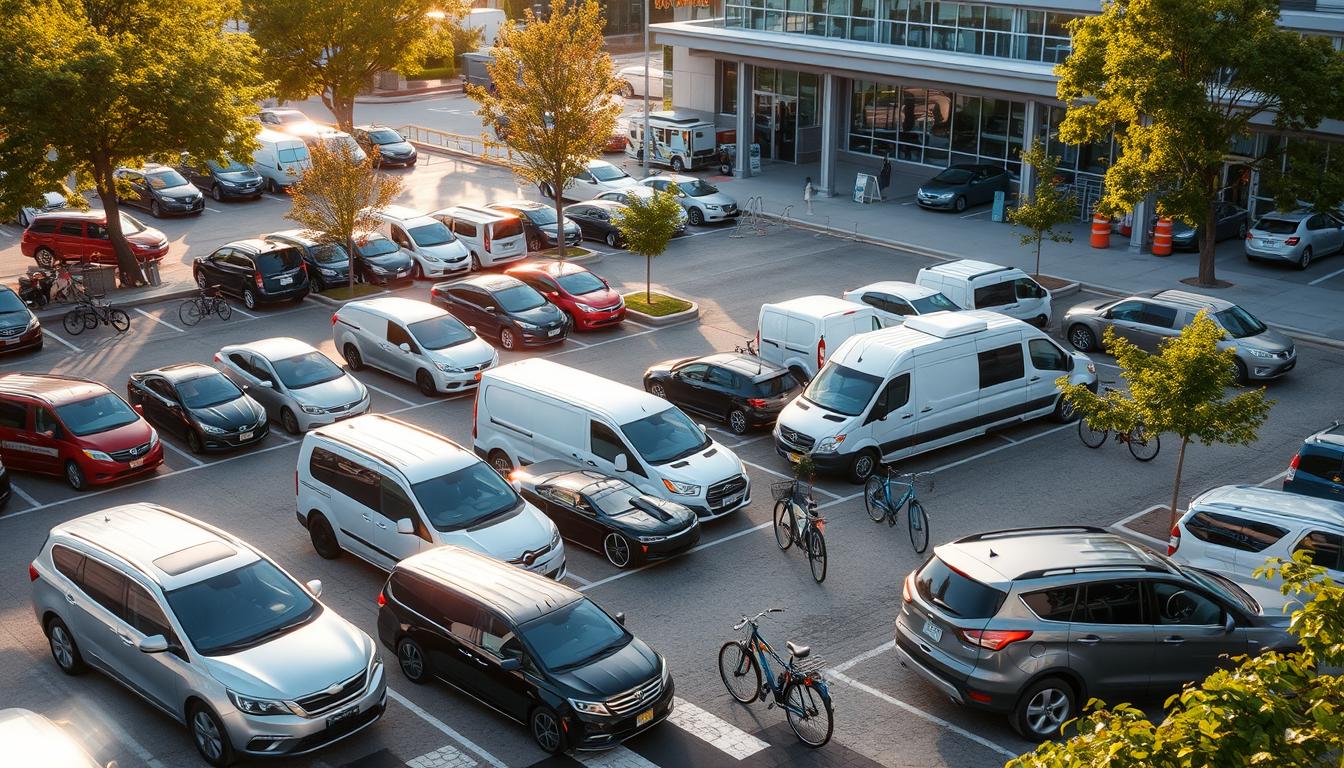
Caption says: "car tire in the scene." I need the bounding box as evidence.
[605,231,621,248]
[1298,246,1313,270]
[499,328,516,350]
[308,513,342,559]
[528,234,543,253]
[788,366,810,387]
[397,637,429,683]
[687,207,704,226]
[189,702,235,767]
[241,288,257,310]
[649,381,667,399]
[1237,221,1247,240]
[470,253,482,272]
[211,185,223,202]
[416,369,438,397]
[603,532,634,568]
[46,617,86,675]
[34,247,56,268]
[195,270,208,289]
[953,196,967,213]
[1234,359,1249,385]
[343,343,364,371]
[671,157,685,173]
[412,261,424,280]
[1050,395,1077,423]
[529,706,565,755]
[280,408,300,435]
[1067,324,1096,352]
[847,449,878,484]
[268,178,280,194]
[1012,677,1076,740]
[487,449,513,476]
[150,200,162,218]
[65,461,87,491]
[187,430,204,454]
[539,182,554,199]
[728,408,749,435]
[311,276,324,293]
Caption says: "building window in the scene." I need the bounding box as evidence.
[719,61,738,115]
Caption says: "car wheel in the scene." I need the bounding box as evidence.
[65,461,87,491]
[343,344,364,371]
[416,369,438,397]
[34,247,56,268]
[149,200,162,218]
[788,366,810,387]
[241,288,257,310]
[649,381,667,398]
[187,430,204,454]
[603,532,633,568]
[528,234,543,253]
[529,706,564,755]
[470,253,482,272]
[397,637,429,683]
[1067,324,1096,352]
[1051,395,1077,423]
[605,231,621,248]
[1237,221,1247,240]
[671,156,685,173]
[195,270,208,289]
[728,408,749,435]
[280,408,300,435]
[412,261,424,280]
[1013,677,1076,740]
[499,327,516,350]
[953,196,967,213]
[211,184,223,202]
[268,178,280,194]
[189,703,235,767]
[687,207,704,226]
[620,82,635,98]
[847,449,878,484]
[46,617,86,675]
[1298,246,1313,270]
[1234,359,1249,385]
[308,513,341,559]
[311,276,324,293]
[487,449,513,476]
[539,182,555,199]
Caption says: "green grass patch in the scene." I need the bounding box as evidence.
[401,66,456,81]
[623,292,692,317]
[320,283,385,301]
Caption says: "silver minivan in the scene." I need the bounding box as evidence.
[30,504,386,766]
[333,297,498,396]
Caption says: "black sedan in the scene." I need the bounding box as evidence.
[1152,202,1249,251]
[564,200,628,248]
[352,231,414,285]
[915,163,1012,212]
[126,363,268,453]
[514,461,701,568]
[0,286,42,355]
[430,274,568,350]
[644,352,800,434]
[176,152,264,201]
[354,124,418,168]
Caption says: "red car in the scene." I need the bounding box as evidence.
[20,210,169,268]
[505,261,625,331]
[0,373,164,490]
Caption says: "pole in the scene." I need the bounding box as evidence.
[642,0,651,177]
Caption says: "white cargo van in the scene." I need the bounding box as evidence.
[915,259,1051,327]
[251,127,311,192]
[757,296,881,383]
[474,359,751,520]
[773,310,1096,482]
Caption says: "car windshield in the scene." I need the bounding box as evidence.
[256,247,302,275]
[1215,306,1267,338]
[0,289,27,314]
[494,283,546,312]
[520,599,631,672]
[271,111,306,124]
[120,213,147,234]
[409,222,456,247]
[411,462,521,530]
[145,169,189,189]
[54,393,140,437]
[916,556,1007,618]
[309,242,347,264]
[590,164,628,182]
[271,351,344,389]
[277,146,309,164]
[358,237,400,257]
[583,479,643,516]
[622,407,710,464]
[911,292,960,313]
[677,179,718,197]
[1253,217,1299,235]
[368,128,402,144]
[557,270,605,296]
[409,315,475,349]
[1182,566,1261,615]
[521,206,557,225]
[165,559,320,656]
[803,364,882,417]
[176,373,242,409]
[932,168,974,184]
[752,373,796,398]
[207,158,250,173]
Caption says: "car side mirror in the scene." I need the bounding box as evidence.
[613,453,629,473]
[398,342,411,353]
[500,657,522,672]
[138,635,170,654]
[1223,614,1236,634]
[485,306,497,313]
[259,380,273,389]
[468,325,478,333]
[132,404,145,416]
[306,579,323,598]
[509,478,522,492]
[698,422,708,435]
[106,761,119,768]
[615,612,626,626]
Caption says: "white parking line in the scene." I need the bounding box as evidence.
[575,746,660,768]
[204,206,223,213]
[359,380,416,406]
[1307,264,1344,286]
[564,571,592,586]
[159,440,205,466]
[959,209,992,219]
[549,325,664,355]
[229,304,258,318]
[622,319,655,330]
[133,307,185,333]
[667,697,769,759]
[925,423,1073,475]
[45,332,81,352]
[262,193,288,202]
[387,689,508,768]
[565,336,591,348]
[8,481,39,509]
[741,460,842,500]
[830,640,895,674]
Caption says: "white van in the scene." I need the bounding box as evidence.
[773,311,1096,482]
[430,205,527,270]
[367,204,471,279]
[297,413,566,578]
[915,260,1051,327]
[475,359,751,520]
[291,125,369,165]
[251,127,311,192]
[757,296,881,382]
[624,112,717,172]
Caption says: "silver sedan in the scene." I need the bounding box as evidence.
[1245,210,1344,269]
[214,337,371,434]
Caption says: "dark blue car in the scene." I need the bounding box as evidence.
[1283,422,1344,501]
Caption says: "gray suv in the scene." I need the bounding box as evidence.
[1062,289,1295,382]
[895,526,1293,740]
[30,504,386,766]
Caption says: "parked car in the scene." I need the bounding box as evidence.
[915,164,1012,212]
[429,205,527,270]
[564,200,629,247]
[126,363,268,454]
[0,708,112,767]
[639,174,738,225]
[350,231,414,286]
[30,503,387,766]
[488,200,583,252]
[430,274,568,350]
[175,152,264,202]
[896,526,1294,740]
[288,125,368,164]
[1063,289,1294,382]
[263,230,352,292]
[367,205,470,279]
[1245,210,1344,269]
[215,338,370,434]
[21,210,168,268]
[333,298,498,396]
[297,414,565,577]
[1149,202,1248,251]
[594,187,689,232]
[505,260,625,331]
[644,353,800,435]
[1284,421,1344,500]
[251,128,311,193]
[113,164,204,218]
[616,64,664,98]
[353,125,418,168]
[0,373,163,490]
[0,457,10,510]
[3,180,66,227]
[258,107,319,134]
[915,260,1051,327]
[0,286,43,355]
[842,281,962,326]
[193,239,309,310]
[377,545,672,753]
[544,159,638,201]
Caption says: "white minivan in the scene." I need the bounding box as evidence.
[251,127,311,193]
[367,204,470,279]
[430,205,527,270]
[474,359,752,520]
[332,297,498,396]
[757,296,881,383]
[298,413,566,579]
[915,260,1052,327]
[773,311,1095,482]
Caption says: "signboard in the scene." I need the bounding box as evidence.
[853,173,880,203]
[991,190,1006,222]
[654,0,711,7]
[716,143,761,175]
[749,143,761,173]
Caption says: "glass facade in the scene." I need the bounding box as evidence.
[754,67,821,161]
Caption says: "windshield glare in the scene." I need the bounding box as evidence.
[309,243,347,264]
[752,373,796,398]
[495,283,547,313]
[521,599,630,671]
[368,129,402,144]
[804,364,882,417]
[409,315,475,349]
[207,158,250,174]
[0,289,28,314]
[1253,217,1299,235]
[678,179,717,196]
[557,271,605,296]
[911,292,960,313]
[1215,306,1267,339]
[522,206,557,225]
[622,407,709,465]
[412,462,520,530]
[146,169,189,189]
[176,374,242,409]
[358,237,400,257]
[271,351,344,389]
[55,393,140,437]
[591,165,628,182]
[120,213,147,234]
[409,222,455,247]
[165,559,318,655]
[933,169,974,184]
[256,248,301,275]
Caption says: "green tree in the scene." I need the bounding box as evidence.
[285,142,404,292]
[1007,553,1344,767]
[613,187,683,303]
[1058,312,1272,531]
[1056,0,1344,285]
[0,0,265,285]
[1009,140,1077,277]
[468,0,621,259]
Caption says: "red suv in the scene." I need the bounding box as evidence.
[505,260,625,331]
[20,210,169,268]
[0,373,163,490]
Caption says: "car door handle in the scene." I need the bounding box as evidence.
[362,514,371,522]
[376,521,387,529]
[65,593,76,605]
[1075,635,1101,645]
[1029,376,1040,383]
[901,413,912,419]
[1162,636,1185,645]
[920,407,933,413]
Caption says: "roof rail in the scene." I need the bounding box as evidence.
[1015,563,1169,580]
[954,526,1108,544]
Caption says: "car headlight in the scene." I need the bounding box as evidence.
[422,253,441,262]
[199,423,228,435]
[217,179,237,188]
[574,302,598,313]
[551,526,562,548]
[435,361,463,373]
[82,449,113,462]
[517,321,541,331]
[319,268,338,277]
[370,265,390,275]
[815,435,846,453]
[660,657,671,687]
[636,534,668,544]
[568,698,613,717]
[705,204,721,210]
[938,192,954,199]
[300,404,325,415]
[1246,348,1273,358]
[149,427,159,449]
[227,690,296,717]
[662,478,700,496]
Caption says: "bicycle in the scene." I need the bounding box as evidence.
[863,467,932,554]
[179,285,232,326]
[772,479,827,583]
[51,263,90,305]
[718,608,833,747]
[734,339,759,356]
[62,296,129,336]
[1078,418,1160,461]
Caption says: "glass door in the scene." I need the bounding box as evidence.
[753,92,775,160]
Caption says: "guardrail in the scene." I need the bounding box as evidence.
[399,125,515,165]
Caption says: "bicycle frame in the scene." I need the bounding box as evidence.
[741,623,831,711]
[875,473,916,519]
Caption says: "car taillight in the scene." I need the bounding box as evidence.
[254,272,263,287]
[29,563,39,582]
[902,572,914,603]
[213,353,221,362]
[299,262,307,275]
[1285,236,1300,246]
[1245,230,1253,240]
[471,393,479,439]
[746,398,767,408]
[959,628,1032,651]
[331,313,339,325]
[1168,524,1181,555]
[817,337,826,370]
[484,227,492,253]
[430,287,440,299]
[377,590,386,607]
[1286,453,1300,482]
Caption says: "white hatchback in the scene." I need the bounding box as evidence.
[547,159,638,201]
[843,281,963,326]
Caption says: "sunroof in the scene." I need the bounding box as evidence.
[153,541,237,576]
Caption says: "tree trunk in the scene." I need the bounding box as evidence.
[1034,236,1043,278]
[320,88,356,133]
[646,255,651,304]
[92,154,145,288]
[1197,174,1219,286]
[1167,436,1190,532]
[347,234,357,292]
[553,177,566,260]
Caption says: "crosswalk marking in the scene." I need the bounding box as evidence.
[574,746,661,768]
[667,697,769,760]
[407,744,477,768]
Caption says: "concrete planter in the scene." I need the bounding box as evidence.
[1036,275,1080,299]
[623,295,699,327]
[306,288,390,308]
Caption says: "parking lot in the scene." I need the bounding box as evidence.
[1,192,1341,768]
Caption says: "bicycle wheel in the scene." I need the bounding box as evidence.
[213,298,232,321]
[863,476,888,523]
[773,500,796,552]
[1078,418,1108,449]
[807,528,827,583]
[783,680,834,747]
[717,641,761,704]
[108,309,130,333]
[81,308,98,330]
[62,309,87,335]
[1127,426,1161,462]
[908,500,930,554]
[179,300,203,326]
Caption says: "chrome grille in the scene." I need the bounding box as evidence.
[0,326,23,337]
[707,475,748,509]
[108,441,152,463]
[508,542,552,568]
[606,675,662,716]
[778,426,815,452]
[293,669,368,716]
[321,399,363,415]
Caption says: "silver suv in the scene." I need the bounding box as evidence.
[29,504,386,766]
[895,526,1294,740]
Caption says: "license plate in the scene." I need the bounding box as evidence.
[1257,239,1272,247]
[3,337,17,345]
[921,618,943,643]
[279,276,293,285]
[788,452,802,463]
[636,708,654,727]
[547,328,561,337]
[326,704,359,728]
[722,493,742,507]
[240,431,253,441]
[129,458,145,468]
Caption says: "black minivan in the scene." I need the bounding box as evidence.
[192,239,309,310]
[378,546,673,754]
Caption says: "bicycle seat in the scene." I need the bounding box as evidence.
[786,641,810,659]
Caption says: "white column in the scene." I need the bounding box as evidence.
[819,73,838,197]
[1129,196,1152,252]
[1019,100,1039,199]
[735,61,753,178]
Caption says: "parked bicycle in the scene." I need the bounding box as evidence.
[863,467,932,554]
[718,608,833,747]
[772,479,827,583]
[51,263,90,305]
[734,338,759,356]
[62,296,129,336]
[1078,417,1160,461]
[179,285,232,326]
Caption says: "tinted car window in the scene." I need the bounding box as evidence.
[165,559,319,655]
[55,393,140,437]
[451,220,477,237]
[79,557,128,617]
[1014,278,1044,300]
[705,366,736,388]
[387,322,417,352]
[409,222,455,247]
[309,447,380,509]
[1253,217,1299,235]
[409,315,476,350]
[915,557,1006,619]
[30,220,58,234]
[591,420,634,465]
[1151,581,1223,625]
[145,169,189,189]
[410,462,521,531]
[358,237,400,257]
[520,598,630,672]
[493,283,546,313]
[1028,339,1070,371]
[1077,581,1145,624]
[367,128,403,144]
[271,351,344,389]
[0,401,25,429]
[1020,586,1077,622]
[622,407,710,465]
[1292,531,1343,570]
[978,344,1025,388]
[872,374,910,418]
[1140,302,1178,329]
[752,374,795,398]
[1214,306,1267,339]
[255,247,302,275]
[58,222,84,237]
[52,545,85,582]
[492,218,523,239]
[1296,452,1342,479]
[557,271,605,295]
[911,292,959,314]
[1185,511,1287,553]
[125,582,174,639]
[1108,300,1145,323]
[974,281,1015,308]
[176,373,243,409]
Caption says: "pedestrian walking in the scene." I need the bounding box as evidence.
[878,153,892,198]
[803,176,815,215]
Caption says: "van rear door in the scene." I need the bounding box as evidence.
[757,307,788,367]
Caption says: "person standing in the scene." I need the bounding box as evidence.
[878,152,892,198]
[803,176,815,215]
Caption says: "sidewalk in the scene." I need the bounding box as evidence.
[711,159,1344,344]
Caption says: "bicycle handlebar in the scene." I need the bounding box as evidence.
[733,607,785,630]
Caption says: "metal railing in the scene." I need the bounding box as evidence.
[399,125,515,164]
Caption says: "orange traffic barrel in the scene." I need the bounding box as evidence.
[1152,217,1173,256]
[1090,213,1111,249]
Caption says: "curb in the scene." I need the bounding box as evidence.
[623,296,699,327]
[531,250,603,267]
[356,86,462,104]
[35,286,199,322]
[306,289,391,308]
